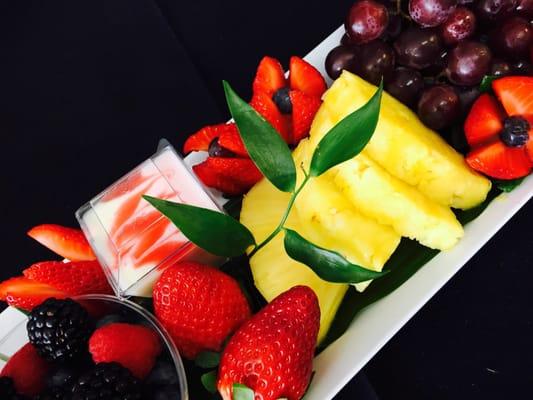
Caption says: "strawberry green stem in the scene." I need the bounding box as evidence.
[0,352,9,362]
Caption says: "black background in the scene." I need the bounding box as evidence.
[1,1,532,398]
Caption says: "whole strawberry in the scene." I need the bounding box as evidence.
[153,262,251,360]
[217,285,320,400]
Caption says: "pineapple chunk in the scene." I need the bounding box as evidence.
[313,71,491,210]
[240,178,348,343]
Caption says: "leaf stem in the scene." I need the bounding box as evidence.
[249,173,311,258]
[0,352,9,362]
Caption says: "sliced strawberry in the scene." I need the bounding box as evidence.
[0,277,67,311]
[250,91,292,143]
[290,90,322,145]
[23,260,112,295]
[466,140,532,179]
[252,56,287,97]
[218,123,248,157]
[183,124,223,154]
[193,157,262,195]
[493,76,533,117]
[28,224,96,261]
[464,93,506,147]
[289,56,327,98]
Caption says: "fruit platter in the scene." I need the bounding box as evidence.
[1,1,533,399]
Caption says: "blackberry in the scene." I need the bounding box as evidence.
[69,362,143,400]
[0,376,28,400]
[34,387,65,400]
[27,298,93,362]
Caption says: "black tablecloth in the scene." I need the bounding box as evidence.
[1,1,531,399]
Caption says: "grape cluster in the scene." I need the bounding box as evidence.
[326,0,533,131]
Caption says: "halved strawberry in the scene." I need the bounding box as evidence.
[466,140,532,179]
[464,93,506,147]
[193,157,262,196]
[290,90,322,145]
[183,124,223,154]
[218,123,248,157]
[252,56,287,97]
[289,56,327,98]
[493,76,533,117]
[0,277,67,311]
[27,224,95,261]
[250,91,292,143]
[23,260,112,296]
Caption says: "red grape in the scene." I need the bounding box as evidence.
[353,40,396,85]
[325,46,358,80]
[517,0,533,18]
[394,27,443,70]
[417,85,461,130]
[476,0,518,22]
[409,0,457,28]
[385,67,425,107]
[446,41,492,85]
[490,17,533,60]
[345,0,389,44]
[440,7,476,46]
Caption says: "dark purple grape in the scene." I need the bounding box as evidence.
[394,27,443,70]
[422,50,448,76]
[512,59,533,74]
[446,41,492,85]
[457,85,481,114]
[440,7,476,46]
[354,40,396,85]
[341,33,353,46]
[325,45,358,80]
[458,0,473,3]
[476,0,518,22]
[382,13,403,41]
[345,0,389,44]
[408,0,457,27]
[385,67,425,106]
[417,85,461,130]
[517,0,533,18]
[208,138,235,158]
[491,59,512,76]
[490,17,533,60]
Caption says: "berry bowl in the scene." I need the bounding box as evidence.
[0,294,188,399]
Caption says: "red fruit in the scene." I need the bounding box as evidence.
[89,323,162,379]
[466,140,532,179]
[153,262,251,359]
[289,56,327,98]
[290,90,322,144]
[23,260,112,296]
[0,277,67,311]
[193,157,262,195]
[183,124,223,154]
[250,91,292,142]
[217,286,320,400]
[493,76,533,116]
[27,224,96,261]
[0,343,50,396]
[464,93,506,147]
[252,56,287,97]
[218,123,248,157]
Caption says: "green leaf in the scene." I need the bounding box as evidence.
[453,187,500,225]
[201,370,217,394]
[309,80,383,177]
[494,177,525,193]
[195,351,221,369]
[223,81,296,192]
[143,196,255,257]
[480,75,497,93]
[283,229,388,284]
[233,383,255,400]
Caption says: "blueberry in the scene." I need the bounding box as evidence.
[145,359,179,386]
[208,138,236,158]
[272,87,292,114]
[500,116,530,147]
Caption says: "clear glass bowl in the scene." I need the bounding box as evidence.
[0,295,188,399]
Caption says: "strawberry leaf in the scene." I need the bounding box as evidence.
[201,370,217,394]
[233,383,254,400]
[195,351,221,369]
[223,81,296,193]
[480,75,497,93]
[309,80,383,177]
[283,229,388,283]
[143,196,255,257]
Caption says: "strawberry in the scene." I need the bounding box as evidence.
[217,123,248,157]
[193,157,262,196]
[464,93,506,147]
[217,286,320,400]
[0,343,50,396]
[27,224,96,261]
[250,91,292,143]
[183,124,222,154]
[89,322,162,379]
[153,262,251,360]
[290,90,322,144]
[289,56,327,98]
[23,260,112,296]
[252,56,287,97]
[466,140,532,179]
[0,277,67,311]
[493,76,533,116]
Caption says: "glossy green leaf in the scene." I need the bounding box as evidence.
[283,229,388,284]
[233,383,255,400]
[309,80,383,177]
[201,370,217,394]
[195,351,221,369]
[480,75,497,93]
[143,196,255,257]
[494,178,525,193]
[223,81,296,192]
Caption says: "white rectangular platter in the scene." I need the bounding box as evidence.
[1,25,532,400]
